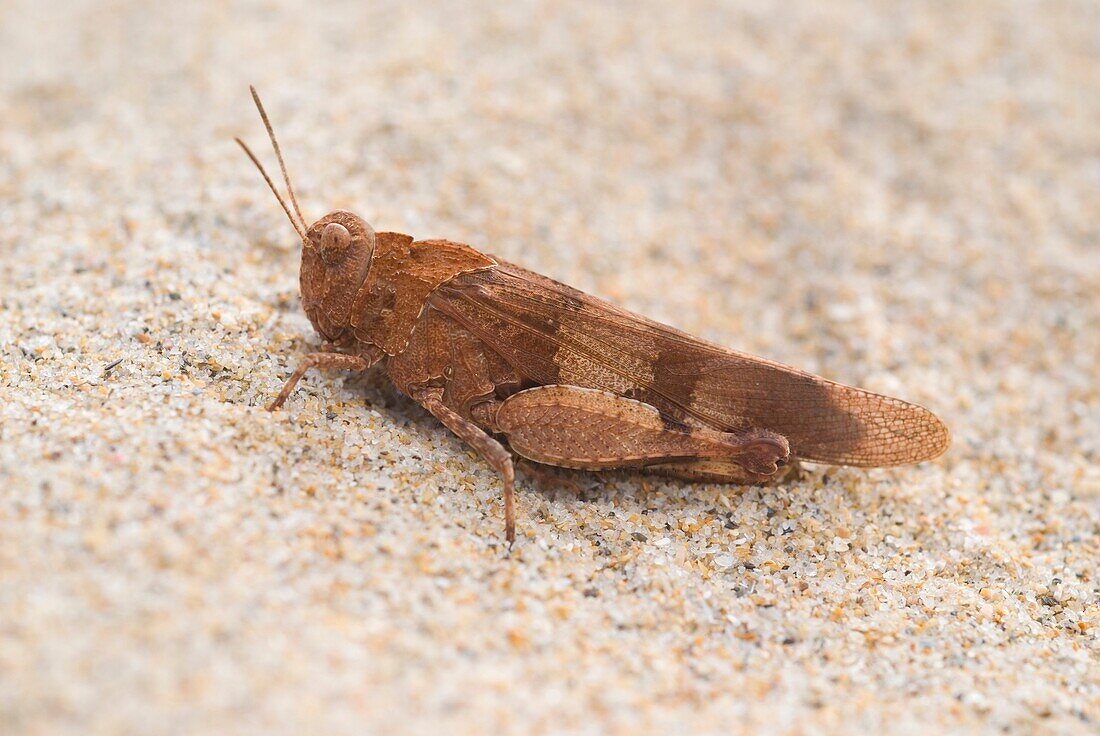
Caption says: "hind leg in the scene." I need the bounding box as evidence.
[493,385,789,476]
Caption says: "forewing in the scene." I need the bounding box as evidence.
[432,262,948,467]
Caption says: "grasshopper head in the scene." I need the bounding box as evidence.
[303,211,375,267]
[299,211,376,340]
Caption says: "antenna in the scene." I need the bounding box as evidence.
[235,137,307,241]
[249,86,307,230]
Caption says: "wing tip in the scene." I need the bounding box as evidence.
[796,394,951,468]
[898,402,951,465]
[866,399,951,467]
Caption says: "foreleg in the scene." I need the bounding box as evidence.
[268,349,375,410]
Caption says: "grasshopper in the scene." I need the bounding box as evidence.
[236,87,949,545]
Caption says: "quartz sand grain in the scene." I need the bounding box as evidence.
[1,1,1098,734]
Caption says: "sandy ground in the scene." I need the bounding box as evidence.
[1,1,1098,734]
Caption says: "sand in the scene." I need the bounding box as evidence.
[1,1,1098,734]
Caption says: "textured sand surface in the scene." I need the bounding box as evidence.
[2,1,1098,734]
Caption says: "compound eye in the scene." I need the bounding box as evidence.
[320,222,351,260]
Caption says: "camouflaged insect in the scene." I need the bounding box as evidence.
[237,87,949,545]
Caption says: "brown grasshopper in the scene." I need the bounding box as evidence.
[236,87,949,545]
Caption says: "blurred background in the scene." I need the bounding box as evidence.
[1,1,1097,734]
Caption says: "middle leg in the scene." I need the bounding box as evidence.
[411,386,517,546]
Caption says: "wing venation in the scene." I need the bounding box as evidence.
[431,262,948,467]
